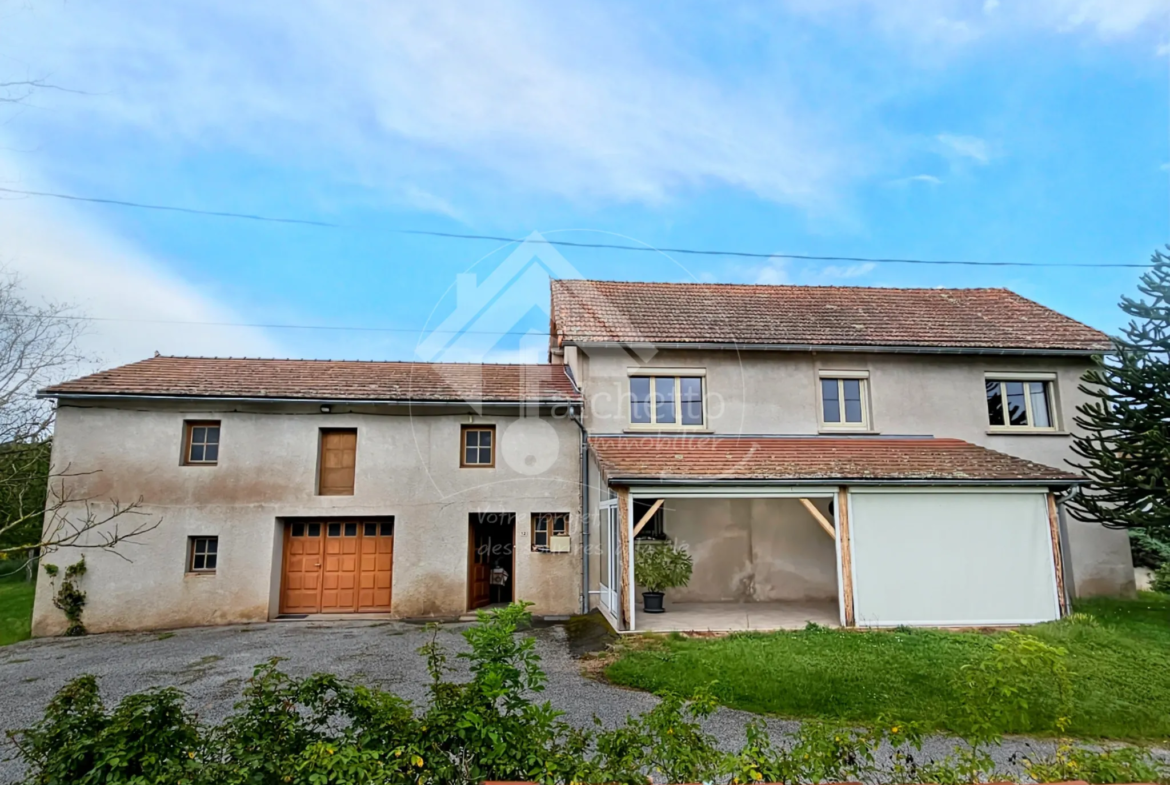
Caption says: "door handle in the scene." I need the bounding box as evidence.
[315,562,321,567]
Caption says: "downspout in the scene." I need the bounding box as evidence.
[570,402,590,614]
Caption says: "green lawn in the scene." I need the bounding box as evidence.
[604,593,1170,742]
[0,577,35,646]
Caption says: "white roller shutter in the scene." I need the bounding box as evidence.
[848,490,1059,627]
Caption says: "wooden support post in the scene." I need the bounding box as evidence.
[799,498,836,540]
[632,499,664,538]
[617,486,632,631]
[837,487,856,627]
[1047,492,1068,617]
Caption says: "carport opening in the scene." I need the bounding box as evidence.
[632,496,841,632]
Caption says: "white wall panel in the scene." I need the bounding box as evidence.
[849,490,1059,626]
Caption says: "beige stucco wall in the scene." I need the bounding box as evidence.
[574,346,1135,598]
[33,401,581,636]
[638,497,838,604]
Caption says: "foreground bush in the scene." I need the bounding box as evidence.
[7,603,1169,784]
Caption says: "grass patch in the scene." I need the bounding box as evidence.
[0,576,35,646]
[603,593,1170,742]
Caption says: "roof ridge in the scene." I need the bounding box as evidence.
[147,356,561,368]
[555,278,1013,293]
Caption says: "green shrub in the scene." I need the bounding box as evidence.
[633,540,693,593]
[8,603,1168,784]
[1151,561,1170,594]
[1130,528,1170,569]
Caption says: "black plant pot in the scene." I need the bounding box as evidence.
[642,591,665,613]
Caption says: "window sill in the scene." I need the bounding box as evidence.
[623,426,712,434]
[185,571,216,577]
[818,428,879,435]
[986,428,1069,437]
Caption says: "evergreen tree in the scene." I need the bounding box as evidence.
[1068,248,1170,534]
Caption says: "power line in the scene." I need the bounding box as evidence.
[0,186,1151,269]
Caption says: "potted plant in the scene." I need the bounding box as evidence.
[634,539,693,613]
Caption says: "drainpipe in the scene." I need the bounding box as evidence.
[569,402,589,614]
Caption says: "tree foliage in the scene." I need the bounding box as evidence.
[1068,248,1170,534]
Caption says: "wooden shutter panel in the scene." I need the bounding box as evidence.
[319,429,357,495]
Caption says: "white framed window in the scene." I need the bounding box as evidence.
[818,371,870,430]
[628,369,706,429]
[985,374,1056,430]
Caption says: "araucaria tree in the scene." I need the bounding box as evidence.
[1068,248,1170,536]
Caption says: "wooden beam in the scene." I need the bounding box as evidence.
[1047,492,1068,617]
[799,497,836,540]
[837,487,856,627]
[632,499,664,538]
[616,486,631,631]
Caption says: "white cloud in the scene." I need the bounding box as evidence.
[754,258,793,285]
[820,262,878,278]
[0,2,844,211]
[783,0,1167,47]
[890,174,944,186]
[937,134,992,164]
[0,161,281,369]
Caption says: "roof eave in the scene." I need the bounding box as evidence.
[40,391,582,406]
[607,476,1082,487]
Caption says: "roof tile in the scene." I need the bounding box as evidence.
[552,279,1110,351]
[42,356,581,403]
[589,435,1080,484]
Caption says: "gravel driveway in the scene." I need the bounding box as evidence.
[0,619,1069,782]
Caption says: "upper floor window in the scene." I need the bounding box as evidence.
[629,372,705,428]
[986,377,1054,430]
[462,425,496,467]
[819,373,869,430]
[318,428,357,495]
[183,421,220,465]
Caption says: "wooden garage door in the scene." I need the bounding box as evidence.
[280,519,393,614]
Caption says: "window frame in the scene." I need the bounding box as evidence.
[817,370,871,432]
[984,373,1058,432]
[461,424,496,468]
[182,420,221,466]
[531,512,569,552]
[626,368,707,430]
[187,536,218,574]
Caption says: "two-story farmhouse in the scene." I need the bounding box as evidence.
[31,279,1134,636]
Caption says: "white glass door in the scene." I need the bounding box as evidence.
[599,500,618,613]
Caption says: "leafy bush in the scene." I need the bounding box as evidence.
[1130,528,1170,569]
[633,540,693,593]
[1151,560,1170,594]
[9,603,1169,784]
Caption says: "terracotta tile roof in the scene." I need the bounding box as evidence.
[41,356,582,403]
[589,435,1080,484]
[551,279,1111,352]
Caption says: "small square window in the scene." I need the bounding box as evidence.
[364,522,377,537]
[532,513,568,551]
[461,425,496,467]
[188,536,218,573]
[183,421,221,465]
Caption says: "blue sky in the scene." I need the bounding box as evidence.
[0,0,1166,368]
